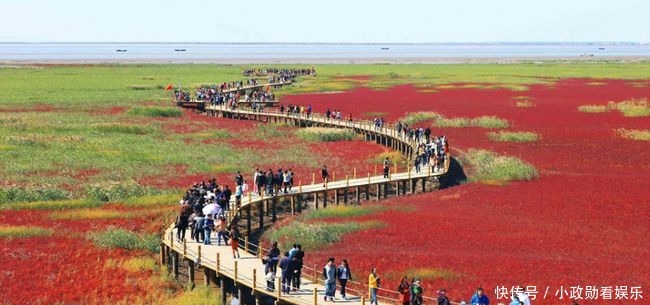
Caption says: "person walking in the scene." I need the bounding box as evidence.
[216,216,229,246]
[470,287,490,305]
[398,276,411,305]
[337,259,352,300]
[383,157,390,178]
[437,289,450,305]
[229,225,241,258]
[193,212,205,243]
[414,154,422,173]
[321,165,330,187]
[268,241,281,273]
[279,251,293,294]
[323,257,337,302]
[283,170,292,194]
[410,279,423,305]
[369,267,380,305]
[175,211,189,241]
[292,244,304,291]
[203,214,215,245]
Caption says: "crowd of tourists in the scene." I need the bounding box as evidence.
[279,104,313,116]
[261,243,306,294]
[174,90,191,103]
[253,168,296,197]
[243,67,316,78]
[173,172,250,258]
[413,135,449,173]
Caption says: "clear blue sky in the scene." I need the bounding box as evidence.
[2,0,649,43]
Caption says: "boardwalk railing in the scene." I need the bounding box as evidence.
[161,101,453,305]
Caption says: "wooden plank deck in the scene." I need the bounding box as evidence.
[162,103,451,305]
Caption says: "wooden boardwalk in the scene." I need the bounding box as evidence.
[176,81,292,109]
[161,104,451,305]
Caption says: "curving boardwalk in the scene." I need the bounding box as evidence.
[161,103,451,305]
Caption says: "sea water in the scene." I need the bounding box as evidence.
[1,42,649,61]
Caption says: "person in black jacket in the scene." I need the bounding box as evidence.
[437,289,450,305]
[322,165,330,187]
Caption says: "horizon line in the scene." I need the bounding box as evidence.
[0,41,645,45]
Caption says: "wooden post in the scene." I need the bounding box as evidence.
[290,196,295,215]
[272,197,277,223]
[245,236,249,253]
[313,264,318,284]
[334,189,340,205]
[188,259,195,288]
[313,287,318,305]
[253,269,257,290]
[259,201,264,229]
[367,173,371,185]
[234,260,239,282]
[346,174,349,187]
[216,252,220,272]
[376,184,381,201]
[198,245,202,263]
[332,171,336,181]
[353,167,357,179]
[204,267,210,286]
[220,277,227,305]
[362,296,366,305]
[312,173,315,185]
[247,205,252,236]
[159,243,165,266]
[355,186,361,203]
[183,239,187,257]
[276,276,281,298]
[314,192,319,210]
[374,165,377,176]
[172,251,179,279]
[248,192,252,205]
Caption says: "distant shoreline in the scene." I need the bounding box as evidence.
[2,56,650,65]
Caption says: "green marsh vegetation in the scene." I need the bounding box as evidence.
[398,111,509,129]
[295,127,357,142]
[264,220,385,251]
[578,98,650,116]
[617,129,650,141]
[89,228,160,252]
[463,149,539,184]
[488,131,540,142]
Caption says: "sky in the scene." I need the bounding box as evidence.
[1,0,649,43]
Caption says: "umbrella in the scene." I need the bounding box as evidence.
[202,203,221,217]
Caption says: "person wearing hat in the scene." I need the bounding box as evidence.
[410,278,423,305]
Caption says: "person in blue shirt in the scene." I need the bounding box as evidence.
[470,287,490,305]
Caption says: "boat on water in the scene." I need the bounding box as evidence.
[174,49,186,52]
[380,47,389,50]
[115,49,127,52]
[598,47,605,50]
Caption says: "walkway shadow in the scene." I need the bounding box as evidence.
[439,157,467,189]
